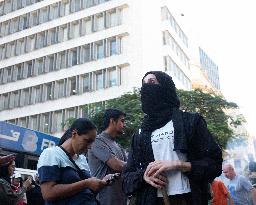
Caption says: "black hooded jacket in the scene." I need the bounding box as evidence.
[122,71,223,205]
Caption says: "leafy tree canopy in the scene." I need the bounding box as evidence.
[65,88,241,149]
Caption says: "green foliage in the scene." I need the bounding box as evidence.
[65,88,240,149]
[177,89,239,149]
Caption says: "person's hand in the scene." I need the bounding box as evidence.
[102,173,120,185]
[143,164,167,189]
[23,177,33,191]
[146,160,191,177]
[85,177,107,192]
[0,154,16,166]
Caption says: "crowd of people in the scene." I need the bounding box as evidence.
[0,71,255,205]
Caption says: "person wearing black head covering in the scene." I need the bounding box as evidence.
[123,71,223,205]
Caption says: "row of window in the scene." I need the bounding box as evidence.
[163,30,190,70]
[0,35,123,84]
[0,0,113,38]
[0,65,121,111]
[0,0,42,16]
[0,0,110,19]
[164,56,191,90]
[0,7,122,60]
[161,6,188,48]
[199,48,220,89]
[6,101,105,133]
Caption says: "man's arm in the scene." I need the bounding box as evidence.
[90,138,126,172]
[106,157,126,172]
[40,178,106,201]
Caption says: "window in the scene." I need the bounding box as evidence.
[69,49,78,66]
[6,42,15,58]
[95,41,104,59]
[108,67,117,87]
[8,119,16,125]
[47,29,57,45]
[56,80,65,98]
[39,7,48,23]
[41,113,50,133]
[58,24,68,42]
[19,14,28,30]
[6,67,12,83]
[69,21,80,39]
[66,108,76,119]
[27,61,33,77]
[45,83,52,100]
[94,13,104,31]
[109,9,118,27]
[49,3,59,20]
[4,0,12,14]
[81,44,91,63]
[74,0,81,12]
[34,86,42,103]
[17,65,23,80]
[13,91,20,107]
[84,17,92,34]
[36,32,46,49]
[22,88,30,106]
[28,115,38,130]
[0,2,4,16]
[48,55,55,71]
[30,11,38,27]
[36,58,44,74]
[52,111,63,132]
[18,117,27,128]
[59,51,66,69]
[10,18,19,33]
[109,38,117,55]
[70,77,77,95]
[95,71,104,90]
[26,35,36,52]
[0,69,3,84]
[3,94,9,109]
[82,74,90,92]
[83,0,94,8]
[0,45,5,60]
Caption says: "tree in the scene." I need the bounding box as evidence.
[65,88,240,149]
[177,89,241,149]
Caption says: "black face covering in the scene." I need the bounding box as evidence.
[140,71,187,151]
[140,83,170,116]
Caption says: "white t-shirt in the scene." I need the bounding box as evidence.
[151,120,191,197]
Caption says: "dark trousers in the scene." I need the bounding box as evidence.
[156,193,192,205]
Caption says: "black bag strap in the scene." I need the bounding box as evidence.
[59,146,85,180]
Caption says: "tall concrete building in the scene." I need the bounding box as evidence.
[198,47,220,90]
[0,0,192,137]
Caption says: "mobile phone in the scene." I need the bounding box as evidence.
[106,173,120,184]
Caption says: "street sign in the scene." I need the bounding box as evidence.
[0,121,60,155]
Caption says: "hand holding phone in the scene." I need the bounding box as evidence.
[104,173,120,185]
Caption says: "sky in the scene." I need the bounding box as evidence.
[171,0,256,136]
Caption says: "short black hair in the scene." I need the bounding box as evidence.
[102,108,126,130]
[59,118,96,145]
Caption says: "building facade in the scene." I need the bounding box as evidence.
[0,0,192,137]
[198,47,220,90]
